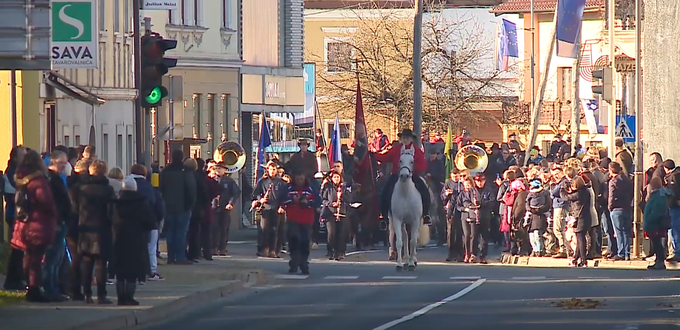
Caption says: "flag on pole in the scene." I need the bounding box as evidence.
[328,114,342,165]
[556,0,586,58]
[352,78,379,221]
[496,19,519,72]
[255,112,272,181]
[444,123,453,174]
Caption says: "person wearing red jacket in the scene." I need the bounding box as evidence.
[374,128,432,225]
[280,171,321,275]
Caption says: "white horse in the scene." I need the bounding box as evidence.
[389,152,423,271]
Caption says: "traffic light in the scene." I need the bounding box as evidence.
[141,34,177,107]
[591,67,613,104]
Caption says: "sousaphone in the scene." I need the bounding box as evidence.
[213,141,247,173]
[454,145,488,175]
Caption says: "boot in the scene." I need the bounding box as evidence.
[97,295,113,305]
[25,286,49,303]
[125,282,140,305]
[116,281,126,306]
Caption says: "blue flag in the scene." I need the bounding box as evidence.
[256,113,272,180]
[556,0,586,58]
[329,114,342,165]
[496,19,519,71]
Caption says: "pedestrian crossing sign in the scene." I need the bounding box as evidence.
[616,119,634,139]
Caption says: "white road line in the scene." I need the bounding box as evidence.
[345,250,382,256]
[274,274,309,280]
[382,276,417,280]
[372,279,486,330]
[324,276,360,280]
[450,276,482,280]
[511,276,547,280]
[578,276,611,279]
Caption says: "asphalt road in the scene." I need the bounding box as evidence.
[147,238,680,330]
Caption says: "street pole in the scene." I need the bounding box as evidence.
[412,0,423,147]
[143,17,152,166]
[607,0,616,160]
[530,0,535,135]
[9,69,17,146]
[632,0,643,258]
[525,10,558,165]
[571,32,582,154]
[133,0,143,164]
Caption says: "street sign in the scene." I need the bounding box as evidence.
[0,0,51,70]
[615,115,635,142]
[615,55,636,73]
[51,0,98,69]
[142,1,178,10]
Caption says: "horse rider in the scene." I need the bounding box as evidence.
[251,161,287,258]
[374,128,432,225]
[285,138,320,192]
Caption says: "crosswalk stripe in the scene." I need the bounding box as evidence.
[382,276,417,280]
[324,276,360,280]
[450,276,482,280]
[274,274,309,280]
[511,276,547,280]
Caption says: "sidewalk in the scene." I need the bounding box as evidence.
[498,253,680,270]
[0,260,267,330]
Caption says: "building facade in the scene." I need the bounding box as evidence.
[492,0,636,153]
[144,0,241,163]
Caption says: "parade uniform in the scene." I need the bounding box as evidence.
[211,167,241,255]
[282,179,321,274]
[321,181,352,260]
[251,174,287,257]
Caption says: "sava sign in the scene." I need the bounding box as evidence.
[51,0,98,69]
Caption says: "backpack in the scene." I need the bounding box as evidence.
[15,184,31,222]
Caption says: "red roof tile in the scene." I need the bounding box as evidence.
[490,0,603,14]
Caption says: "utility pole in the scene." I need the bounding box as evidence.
[143,17,152,166]
[607,0,616,159]
[632,0,643,258]
[571,33,582,154]
[9,69,17,146]
[525,10,559,165]
[530,0,535,137]
[412,0,423,147]
[133,0,142,163]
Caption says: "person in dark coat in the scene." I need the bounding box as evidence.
[12,150,58,302]
[186,158,209,262]
[561,169,593,268]
[130,164,165,281]
[202,161,221,260]
[3,146,27,291]
[111,177,156,305]
[66,160,90,300]
[73,160,116,304]
[525,179,551,257]
[211,162,241,256]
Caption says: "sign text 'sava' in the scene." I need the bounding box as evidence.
[51,0,98,69]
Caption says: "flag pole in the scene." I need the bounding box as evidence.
[571,29,582,154]
[524,8,559,166]
[632,0,643,258]
[530,0,536,130]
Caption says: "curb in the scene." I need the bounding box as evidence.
[67,270,268,330]
[498,253,680,270]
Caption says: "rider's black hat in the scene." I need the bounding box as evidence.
[397,129,416,139]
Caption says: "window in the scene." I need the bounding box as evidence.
[113,0,120,33]
[325,39,354,73]
[98,0,106,31]
[116,134,123,168]
[327,122,351,139]
[221,94,230,140]
[75,135,81,146]
[64,135,70,147]
[102,134,109,163]
[194,0,201,26]
[557,67,573,101]
[124,0,129,32]
[208,94,216,147]
[221,0,233,29]
[193,94,202,137]
[126,135,133,172]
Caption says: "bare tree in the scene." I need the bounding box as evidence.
[312,1,517,134]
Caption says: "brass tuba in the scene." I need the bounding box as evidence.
[454,145,488,175]
[213,141,247,173]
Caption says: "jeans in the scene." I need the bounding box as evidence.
[165,211,192,262]
[461,218,479,257]
[553,208,567,253]
[601,209,617,256]
[43,223,67,295]
[669,207,680,256]
[529,229,545,254]
[610,209,632,259]
[148,229,159,274]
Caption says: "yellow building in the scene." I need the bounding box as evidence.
[304,5,402,145]
[0,71,41,167]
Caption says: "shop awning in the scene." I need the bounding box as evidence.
[43,71,106,105]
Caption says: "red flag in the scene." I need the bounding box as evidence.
[352,79,379,222]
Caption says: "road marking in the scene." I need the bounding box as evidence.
[324,276,360,280]
[511,276,547,280]
[382,276,417,280]
[345,250,382,256]
[372,279,486,330]
[274,274,309,280]
[450,276,482,280]
[614,325,639,330]
[578,276,611,279]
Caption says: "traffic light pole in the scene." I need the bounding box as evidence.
[133,0,143,164]
[143,17,153,166]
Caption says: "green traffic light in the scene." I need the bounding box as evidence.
[145,87,162,105]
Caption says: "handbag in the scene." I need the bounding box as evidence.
[10,220,27,251]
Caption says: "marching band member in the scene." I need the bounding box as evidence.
[322,171,350,260]
[280,171,321,275]
[251,161,287,258]
[211,162,241,256]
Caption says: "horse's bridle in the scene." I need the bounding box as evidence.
[399,166,412,177]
